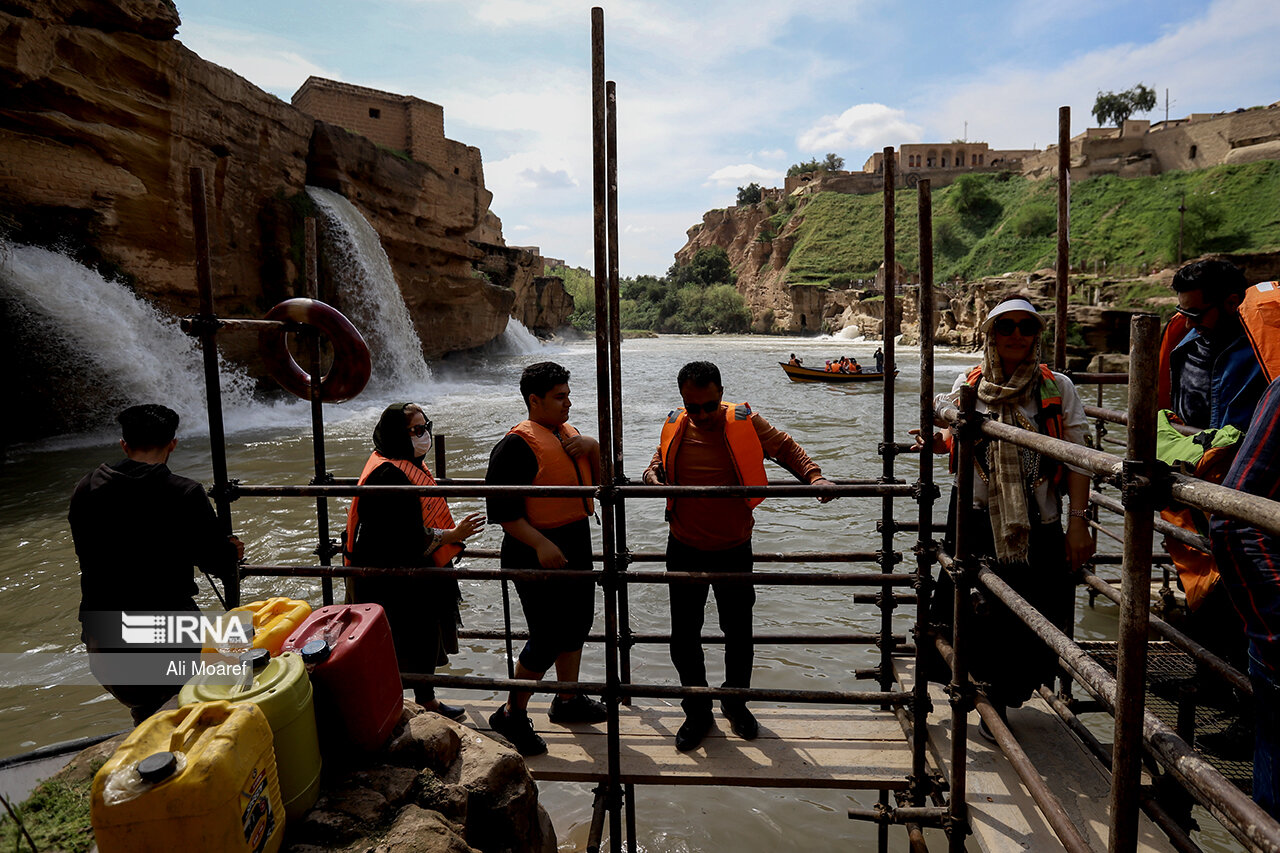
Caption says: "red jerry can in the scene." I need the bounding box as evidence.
[281,603,403,754]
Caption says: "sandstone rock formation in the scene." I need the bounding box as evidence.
[474,243,573,335]
[0,0,570,421]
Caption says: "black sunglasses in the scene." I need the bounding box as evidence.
[992,318,1041,337]
[684,401,721,415]
[409,419,433,438]
[1175,303,1216,322]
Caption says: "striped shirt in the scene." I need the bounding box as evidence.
[1210,375,1280,674]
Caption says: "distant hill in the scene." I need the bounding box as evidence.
[676,160,1280,330]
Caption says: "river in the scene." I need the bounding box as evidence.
[0,332,1234,851]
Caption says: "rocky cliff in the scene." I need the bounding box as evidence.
[0,0,567,378]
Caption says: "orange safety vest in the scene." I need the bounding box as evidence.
[1157,312,1192,411]
[507,420,595,529]
[1239,281,1280,383]
[658,403,768,512]
[345,452,462,567]
[948,364,1066,479]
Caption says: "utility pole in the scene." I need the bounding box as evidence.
[1178,192,1187,264]
[1165,88,1169,126]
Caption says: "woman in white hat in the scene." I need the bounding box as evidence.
[916,297,1094,739]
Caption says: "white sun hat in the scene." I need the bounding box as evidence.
[980,298,1043,334]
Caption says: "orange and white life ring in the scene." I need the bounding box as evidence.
[258,298,371,403]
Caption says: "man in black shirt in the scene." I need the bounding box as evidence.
[484,362,606,755]
[69,404,242,724]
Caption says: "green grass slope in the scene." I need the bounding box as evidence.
[778,160,1280,285]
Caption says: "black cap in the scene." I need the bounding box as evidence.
[300,639,330,665]
[137,751,177,783]
[240,648,271,671]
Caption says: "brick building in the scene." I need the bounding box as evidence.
[290,76,481,185]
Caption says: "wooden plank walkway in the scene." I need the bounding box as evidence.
[463,698,912,790]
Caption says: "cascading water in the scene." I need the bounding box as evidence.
[0,240,261,439]
[492,317,546,355]
[305,186,434,391]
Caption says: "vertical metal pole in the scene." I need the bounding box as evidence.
[878,146,898,853]
[1108,314,1160,853]
[189,167,238,608]
[304,218,334,606]
[948,384,978,853]
[591,10,623,853]
[912,180,935,803]
[606,79,637,853]
[1055,106,1070,371]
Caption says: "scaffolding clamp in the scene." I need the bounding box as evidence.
[209,478,242,504]
[875,549,904,567]
[309,471,335,486]
[1120,458,1171,512]
[180,313,223,337]
[910,480,941,503]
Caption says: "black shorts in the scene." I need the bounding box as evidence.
[501,518,596,673]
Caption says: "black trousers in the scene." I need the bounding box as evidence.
[667,535,754,717]
[928,489,1073,708]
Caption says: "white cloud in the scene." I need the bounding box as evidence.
[797,103,924,154]
[703,164,781,188]
[926,0,1280,150]
[516,166,578,189]
[755,148,787,160]
[177,25,337,97]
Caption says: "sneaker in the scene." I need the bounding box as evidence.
[488,705,547,756]
[549,694,608,724]
[674,713,714,752]
[432,701,467,722]
[719,702,758,740]
[977,718,998,744]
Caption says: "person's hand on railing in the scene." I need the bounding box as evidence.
[908,428,949,455]
[1065,516,1095,570]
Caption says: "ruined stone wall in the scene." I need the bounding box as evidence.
[292,77,416,154]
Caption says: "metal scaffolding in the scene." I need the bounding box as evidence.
[179,10,1280,851]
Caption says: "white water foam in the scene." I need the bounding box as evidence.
[491,317,546,355]
[306,186,433,393]
[0,240,303,441]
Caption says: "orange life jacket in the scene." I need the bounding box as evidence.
[345,452,462,567]
[1157,312,1192,411]
[507,420,595,529]
[948,364,1066,480]
[1239,281,1280,383]
[658,403,768,512]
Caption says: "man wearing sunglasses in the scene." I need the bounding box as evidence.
[1168,259,1266,431]
[643,360,836,752]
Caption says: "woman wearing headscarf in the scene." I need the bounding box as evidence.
[346,403,485,720]
[915,298,1095,739]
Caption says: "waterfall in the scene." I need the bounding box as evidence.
[493,317,546,355]
[305,186,433,390]
[0,240,262,437]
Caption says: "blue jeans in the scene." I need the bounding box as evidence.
[1250,644,1280,819]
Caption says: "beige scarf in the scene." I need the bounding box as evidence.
[975,342,1041,563]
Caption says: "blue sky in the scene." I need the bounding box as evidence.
[175,0,1280,276]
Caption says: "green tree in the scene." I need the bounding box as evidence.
[823,152,845,171]
[668,246,735,288]
[1092,84,1157,127]
[736,182,762,205]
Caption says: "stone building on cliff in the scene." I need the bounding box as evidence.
[290,76,569,334]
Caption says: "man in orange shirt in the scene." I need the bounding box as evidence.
[643,361,836,751]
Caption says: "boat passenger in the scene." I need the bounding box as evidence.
[914,298,1094,741]
[485,361,608,755]
[70,404,244,725]
[346,403,485,721]
[874,347,884,373]
[643,361,837,752]
[850,359,862,374]
[788,354,801,367]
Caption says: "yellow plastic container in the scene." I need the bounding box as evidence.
[91,700,284,853]
[229,597,313,656]
[180,650,322,820]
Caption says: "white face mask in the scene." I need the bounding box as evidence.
[411,431,433,458]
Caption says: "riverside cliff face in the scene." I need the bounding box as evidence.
[0,0,563,375]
